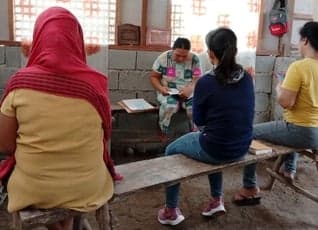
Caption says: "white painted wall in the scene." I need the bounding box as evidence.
[294,0,314,15]
[291,0,316,47]
[314,3,318,21]
[120,0,142,25]
[147,0,168,28]
[0,0,9,40]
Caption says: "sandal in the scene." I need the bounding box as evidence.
[233,187,261,206]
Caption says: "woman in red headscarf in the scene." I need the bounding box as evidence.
[0,6,120,229]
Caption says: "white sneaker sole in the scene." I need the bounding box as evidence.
[158,214,185,225]
[201,204,226,217]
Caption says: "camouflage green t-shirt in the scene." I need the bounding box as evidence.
[152,50,202,90]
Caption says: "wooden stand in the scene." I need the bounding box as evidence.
[264,149,318,203]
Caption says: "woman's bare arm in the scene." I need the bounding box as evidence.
[149,71,169,95]
[0,113,18,155]
[276,83,298,109]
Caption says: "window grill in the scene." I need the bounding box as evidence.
[13,0,116,45]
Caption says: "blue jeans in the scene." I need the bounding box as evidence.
[241,121,318,196]
[250,121,318,173]
[164,132,256,208]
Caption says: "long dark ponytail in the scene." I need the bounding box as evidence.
[205,28,242,84]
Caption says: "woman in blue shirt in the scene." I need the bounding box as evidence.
[158,27,258,226]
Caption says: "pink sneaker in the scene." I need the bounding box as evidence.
[201,197,226,217]
[158,206,185,225]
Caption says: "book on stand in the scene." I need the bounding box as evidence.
[118,98,157,113]
[249,140,273,155]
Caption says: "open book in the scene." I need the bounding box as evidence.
[249,140,273,155]
[168,88,180,95]
[118,98,157,113]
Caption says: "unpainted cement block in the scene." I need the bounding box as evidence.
[87,46,108,74]
[109,90,137,103]
[118,71,153,90]
[0,46,5,65]
[108,50,136,69]
[136,51,161,70]
[255,93,270,112]
[108,70,119,90]
[5,46,21,67]
[255,73,272,93]
[254,111,270,124]
[271,101,284,121]
[136,90,157,104]
[255,56,275,73]
[273,57,296,75]
[0,67,18,88]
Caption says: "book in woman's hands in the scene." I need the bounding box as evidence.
[249,140,273,155]
[118,98,156,113]
[168,88,180,95]
[167,88,193,99]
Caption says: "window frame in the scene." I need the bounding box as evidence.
[3,0,296,55]
[109,0,171,51]
[7,0,119,45]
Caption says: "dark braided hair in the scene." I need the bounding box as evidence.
[205,28,242,85]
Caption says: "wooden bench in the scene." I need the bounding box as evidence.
[11,142,318,229]
[113,143,317,201]
[110,103,165,147]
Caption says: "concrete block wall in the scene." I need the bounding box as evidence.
[107,51,281,151]
[108,50,160,104]
[87,46,108,75]
[0,46,21,94]
[0,45,109,97]
[0,45,296,152]
[271,57,297,120]
[0,45,287,124]
[108,51,278,124]
[254,56,276,123]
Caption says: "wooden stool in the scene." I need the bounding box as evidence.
[12,203,111,230]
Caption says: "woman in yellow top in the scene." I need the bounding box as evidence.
[235,21,318,201]
[0,7,119,230]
